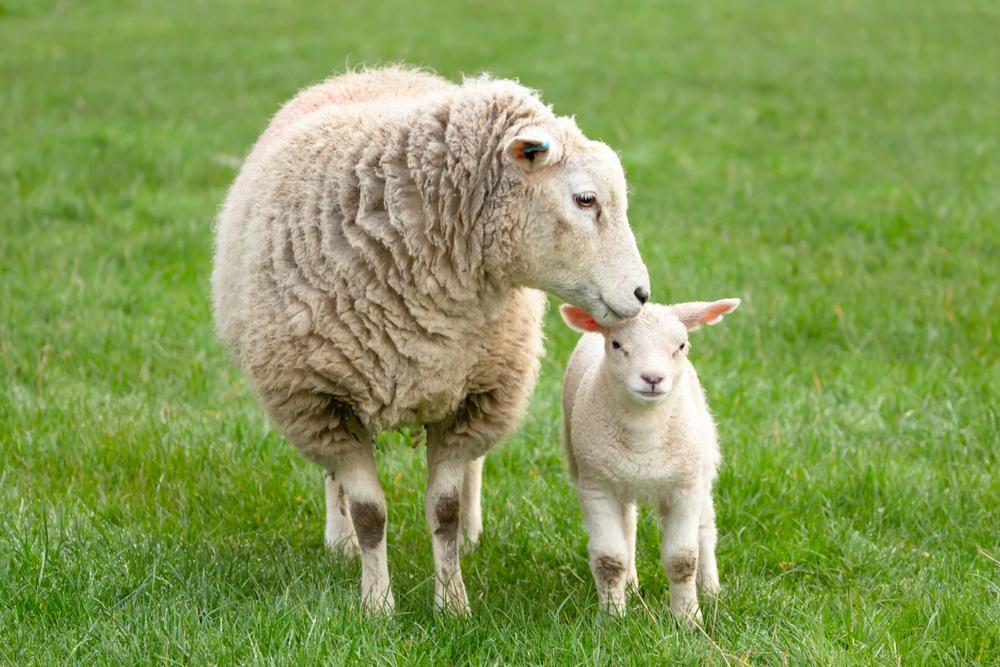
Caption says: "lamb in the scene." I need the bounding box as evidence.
[559,298,740,622]
[211,66,650,614]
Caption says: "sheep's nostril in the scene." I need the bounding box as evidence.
[641,374,663,387]
[634,287,649,305]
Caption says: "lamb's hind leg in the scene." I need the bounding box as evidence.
[696,489,720,595]
[659,490,702,626]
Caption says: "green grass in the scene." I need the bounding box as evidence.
[2,0,998,664]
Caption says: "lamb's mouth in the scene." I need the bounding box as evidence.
[635,390,666,402]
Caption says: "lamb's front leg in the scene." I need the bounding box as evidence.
[659,489,703,626]
[623,501,639,593]
[697,488,721,595]
[425,429,472,614]
[577,484,630,616]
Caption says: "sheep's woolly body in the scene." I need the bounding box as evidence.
[212,66,651,613]
[214,68,554,441]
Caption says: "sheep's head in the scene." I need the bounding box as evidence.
[504,122,650,326]
[561,299,740,406]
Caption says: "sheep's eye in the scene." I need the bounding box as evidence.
[611,340,621,350]
[574,192,598,209]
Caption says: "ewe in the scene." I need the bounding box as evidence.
[560,299,739,622]
[212,66,650,614]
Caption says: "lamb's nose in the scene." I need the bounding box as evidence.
[634,286,649,305]
[641,374,663,387]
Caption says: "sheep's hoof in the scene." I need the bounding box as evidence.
[361,588,395,616]
[434,587,472,616]
[458,531,480,555]
[325,533,360,560]
[436,598,472,616]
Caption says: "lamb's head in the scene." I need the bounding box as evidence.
[504,122,650,326]
[561,299,740,406]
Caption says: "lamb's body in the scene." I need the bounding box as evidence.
[560,300,739,621]
[212,66,650,613]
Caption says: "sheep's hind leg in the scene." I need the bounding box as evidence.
[459,455,485,553]
[324,471,359,558]
[425,427,472,614]
[334,445,394,613]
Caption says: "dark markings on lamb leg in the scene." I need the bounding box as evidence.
[595,555,626,589]
[666,553,698,583]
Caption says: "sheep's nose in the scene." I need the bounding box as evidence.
[641,374,663,387]
[634,287,649,305]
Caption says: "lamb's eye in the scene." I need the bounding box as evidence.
[679,342,687,351]
[574,192,597,209]
[611,340,621,350]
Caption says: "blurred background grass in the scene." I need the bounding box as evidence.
[1,0,998,664]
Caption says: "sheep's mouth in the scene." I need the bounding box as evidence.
[634,390,667,403]
[593,295,627,326]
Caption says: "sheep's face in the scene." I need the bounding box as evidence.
[560,299,741,406]
[505,127,650,326]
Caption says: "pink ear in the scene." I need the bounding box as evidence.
[559,304,607,333]
[673,298,741,330]
[698,300,740,325]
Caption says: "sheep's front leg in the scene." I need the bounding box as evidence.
[659,489,703,626]
[425,429,471,614]
[324,471,359,558]
[577,484,630,616]
[335,445,394,613]
[460,456,485,552]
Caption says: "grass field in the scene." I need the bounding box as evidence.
[2,0,999,664]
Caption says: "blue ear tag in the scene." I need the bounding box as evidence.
[522,141,550,156]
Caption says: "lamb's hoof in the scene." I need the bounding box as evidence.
[676,606,703,628]
[600,600,628,620]
[700,580,721,597]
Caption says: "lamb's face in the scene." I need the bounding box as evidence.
[505,129,650,326]
[604,309,690,406]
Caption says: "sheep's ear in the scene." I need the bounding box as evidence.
[505,133,559,172]
[673,298,741,331]
[560,304,608,334]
